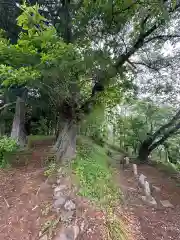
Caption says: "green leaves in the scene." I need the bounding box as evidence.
[17,3,47,36]
[0,136,19,167]
[0,64,40,86]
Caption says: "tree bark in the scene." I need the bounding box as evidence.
[11,96,27,147]
[138,140,151,163]
[54,119,77,162]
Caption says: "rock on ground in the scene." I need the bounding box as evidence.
[53,197,66,209]
[54,225,79,240]
[64,200,76,211]
[160,200,174,208]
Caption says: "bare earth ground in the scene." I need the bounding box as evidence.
[1,147,180,239]
[0,148,53,240]
[118,164,180,240]
[0,147,110,240]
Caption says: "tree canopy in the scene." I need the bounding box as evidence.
[1,1,180,162]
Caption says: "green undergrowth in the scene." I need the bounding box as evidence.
[27,135,55,148]
[72,137,128,239]
[28,135,55,141]
[0,136,19,168]
[72,137,120,206]
[150,159,180,178]
[106,209,129,240]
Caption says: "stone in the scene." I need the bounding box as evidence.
[57,179,61,184]
[53,196,66,209]
[139,174,147,187]
[60,210,74,222]
[54,185,66,193]
[39,234,48,240]
[141,196,157,206]
[160,200,174,208]
[54,191,63,200]
[125,157,130,165]
[64,200,76,211]
[152,185,161,192]
[128,187,137,191]
[132,164,138,176]
[54,225,79,240]
[80,221,85,232]
[144,181,151,197]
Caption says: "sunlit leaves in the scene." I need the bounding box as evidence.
[17,3,48,36]
[0,64,40,86]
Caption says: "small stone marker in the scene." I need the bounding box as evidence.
[139,174,147,187]
[125,157,130,165]
[141,195,157,206]
[132,164,138,176]
[152,185,161,192]
[141,180,157,206]
[160,200,174,208]
[144,181,151,197]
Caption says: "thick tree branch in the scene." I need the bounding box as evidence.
[149,122,180,151]
[80,2,180,115]
[114,22,157,70]
[129,61,159,71]
[0,102,15,111]
[144,34,180,43]
[150,108,180,142]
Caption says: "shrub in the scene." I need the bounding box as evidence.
[0,136,19,167]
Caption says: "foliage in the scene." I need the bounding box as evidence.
[73,136,128,239]
[28,135,55,141]
[106,208,129,240]
[0,1,179,161]
[72,137,119,205]
[44,162,57,177]
[111,99,180,169]
[80,105,108,146]
[0,136,18,167]
[31,118,50,135]
[27,135,55,148]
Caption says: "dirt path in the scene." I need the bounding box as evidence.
[1,146,180,240]
[0,148,53,240]
[0,147,116,240]
[118,164,180,240]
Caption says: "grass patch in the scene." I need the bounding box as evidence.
[72,137,120,206]
[28,135,55,141]
[44,162,58,177]
[106,209,129,240]
[72,137,128,239]
[27,135,55,148]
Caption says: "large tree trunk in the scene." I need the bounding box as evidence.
[0,123,5,136]
[54,119,77,162]
[11,96,27,147]
[138,137,154,163]
[138,143,151,163]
